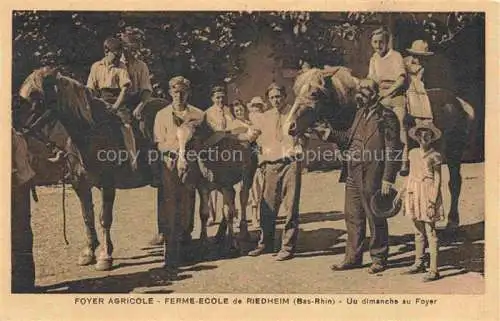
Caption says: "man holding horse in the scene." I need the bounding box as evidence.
[87,37,137,171]
[330,78,402,274]
[247,83,303,261]
[153,76,203,273]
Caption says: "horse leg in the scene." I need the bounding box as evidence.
[73,179,98,266]
[238,181,252,241]
[221,187,238,254]
[197,187,210,256]
[95,186,115,271]
[207,191,218,226]
[447,160,462,230]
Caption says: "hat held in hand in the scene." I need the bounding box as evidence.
[370,186,403,219]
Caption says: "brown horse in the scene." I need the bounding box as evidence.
[172,114,258,255]
[16,67,169,271]
[285,67,476,230]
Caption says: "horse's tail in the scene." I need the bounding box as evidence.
[456,96,476,147]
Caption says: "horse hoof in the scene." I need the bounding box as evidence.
[95,258,113,271]
[78,254,96,266]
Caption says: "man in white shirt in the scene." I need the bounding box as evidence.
[153,76,203,273]
[247,83,304,261]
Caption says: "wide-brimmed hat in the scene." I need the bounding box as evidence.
[408,120,442,142]
[407,40,434,56]
[370,187,403,219]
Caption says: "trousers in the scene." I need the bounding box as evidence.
[344,165,389,264]
[158,161,196,267]
[11,183,36,292]
[257,160,301,253]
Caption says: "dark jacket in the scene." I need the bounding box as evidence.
[335,104,402,190]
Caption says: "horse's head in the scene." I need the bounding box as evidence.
[17,67,61,128]
[286,67,359,138]
[171,111,205,184]
[18,67,94,132]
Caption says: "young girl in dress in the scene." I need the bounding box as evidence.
[404,40,434,123]
[402,121,444,282]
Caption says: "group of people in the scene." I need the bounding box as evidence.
[151,26,445,283]
[325,27,444,282]
[11,25,446,291]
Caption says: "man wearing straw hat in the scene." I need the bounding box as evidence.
[330,78,402,274]
[404,39,435,123]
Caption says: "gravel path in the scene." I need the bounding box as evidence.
[32,163,484,294]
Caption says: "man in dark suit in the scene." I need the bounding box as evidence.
[329,78,402,274]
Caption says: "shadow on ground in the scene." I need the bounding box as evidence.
[36,220,483,293]
[38,264,218,293]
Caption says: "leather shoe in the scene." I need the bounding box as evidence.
[401,263,426,275]
[422,271,440,282]
[275,250,294,261]
[330,261,363,271]
[248,246,272,257]
[368,262,386,274]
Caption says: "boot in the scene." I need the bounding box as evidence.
[121,124,138,171]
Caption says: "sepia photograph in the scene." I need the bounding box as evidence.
[9,9,487,295]
[4,6,497,319]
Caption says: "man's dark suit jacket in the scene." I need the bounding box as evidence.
[335,104,402,192]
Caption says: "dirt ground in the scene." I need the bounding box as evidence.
[31,163,484,294]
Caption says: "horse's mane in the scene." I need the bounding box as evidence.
[19,69,45,100]
[55,75,95,126]
[19,68,96,127]
[293,66,359,107]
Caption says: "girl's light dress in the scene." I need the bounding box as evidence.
[404,147,444,222]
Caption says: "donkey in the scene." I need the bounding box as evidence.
[171,114,258,255]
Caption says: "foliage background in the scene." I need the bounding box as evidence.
[12,11,485,160]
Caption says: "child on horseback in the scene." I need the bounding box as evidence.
[368,26,409,176]
[404,40,435,124]
[401,121,444,282]
[120,33,162,187]
[87,37,137,171]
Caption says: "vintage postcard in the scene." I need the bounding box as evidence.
[1,0,498,320]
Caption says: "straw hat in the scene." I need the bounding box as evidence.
[407,40,434,56]
[408,121,442,142]
[370,187,403,219]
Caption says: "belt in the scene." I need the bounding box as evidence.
[259,154,302,167]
